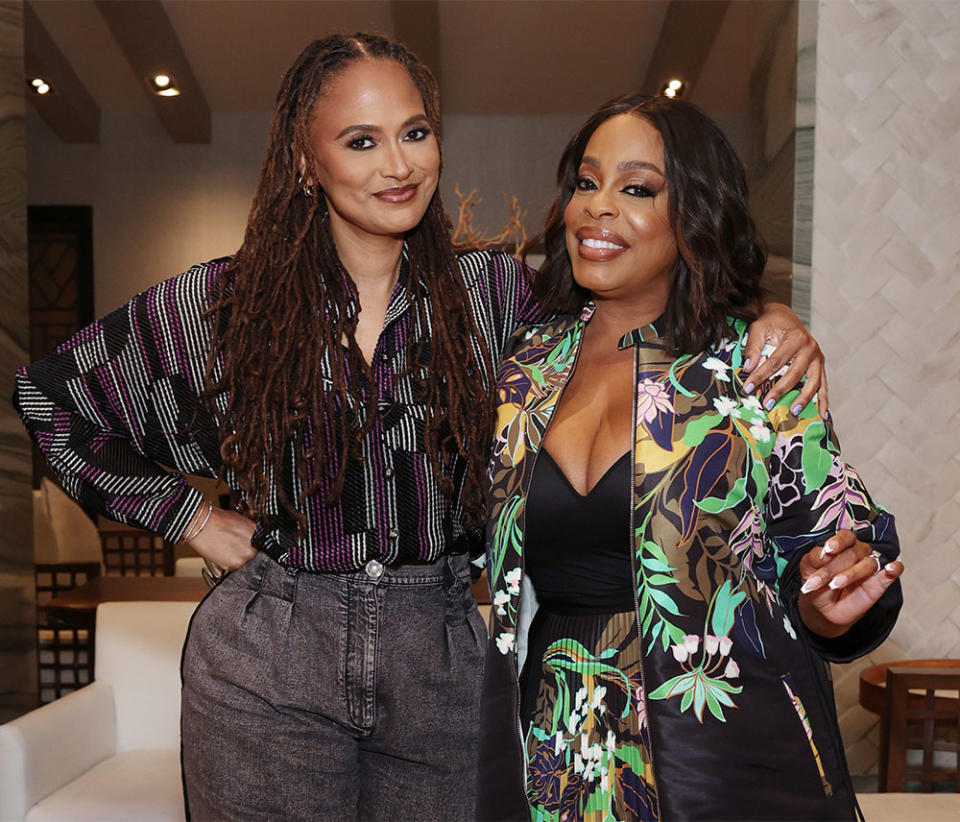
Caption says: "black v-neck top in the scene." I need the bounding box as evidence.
[524,449,635,614]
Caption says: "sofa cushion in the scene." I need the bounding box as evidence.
[95,602,197,752]
[25,749,184,822]
[857,792,960,821]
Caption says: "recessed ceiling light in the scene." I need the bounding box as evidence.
[661,78,686,99]
[150,73,179,96]
[28,77,53,95]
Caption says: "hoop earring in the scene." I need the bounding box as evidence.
[295,171,315,198]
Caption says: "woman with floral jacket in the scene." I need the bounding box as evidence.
[478,94,903,822]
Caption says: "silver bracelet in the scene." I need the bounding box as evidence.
[184,501,213,543]
[181,501,205,541]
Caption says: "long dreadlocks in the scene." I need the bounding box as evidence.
[204,33,494,531]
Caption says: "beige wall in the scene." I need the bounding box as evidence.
[27,107,584,309]
[27,6,801,306]
[812,0,960,777]
[27,110,268,314]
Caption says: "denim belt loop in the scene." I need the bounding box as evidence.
[443,554,463,595]
[281,562,299,602]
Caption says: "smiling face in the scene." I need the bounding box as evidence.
[564,113,678,316]
[308,58,440,245]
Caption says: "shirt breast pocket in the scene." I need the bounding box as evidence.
[379,398,426,453]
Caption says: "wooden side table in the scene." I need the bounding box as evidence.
[860,659,960,716]
[859,658,960,792]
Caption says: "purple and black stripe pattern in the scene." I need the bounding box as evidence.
[14,249,542,572]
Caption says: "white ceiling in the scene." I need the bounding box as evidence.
[28,0,671,115]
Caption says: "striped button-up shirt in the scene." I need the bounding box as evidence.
[14,249,542,572]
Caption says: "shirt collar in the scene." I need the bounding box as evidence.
[340,244,420,325]
[579,300,666,349]
[382,245,426,329]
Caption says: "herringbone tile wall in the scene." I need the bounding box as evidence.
[811,0,960,777]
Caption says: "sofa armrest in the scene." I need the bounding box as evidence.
[0,681,116,821]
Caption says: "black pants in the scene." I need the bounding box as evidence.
[181,551,486,821]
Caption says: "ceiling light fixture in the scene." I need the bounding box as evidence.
[661,78,686,99]
[150,73,180,97]
[28,77,52,95]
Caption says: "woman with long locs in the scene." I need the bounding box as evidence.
[479,94,903,822]
[16,35,825,821]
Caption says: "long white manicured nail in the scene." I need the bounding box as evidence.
[819,539,838,561]
[801,575,825,594]
[828,574,848,590]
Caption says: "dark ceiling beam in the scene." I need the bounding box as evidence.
[641,0,731,96]
[391,1,442,95]
[95,0,209,143]
[23,2,100,143]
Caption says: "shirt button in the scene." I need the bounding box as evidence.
[388,527,398,539]
[365,559,384,579]
[380,352,390,363]
[384,467,394,479]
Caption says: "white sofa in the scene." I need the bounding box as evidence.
[857,791,960,820]
[173,557,205,577]
[0,601,197,821]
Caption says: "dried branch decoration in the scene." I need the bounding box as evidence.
[451,184,528,258]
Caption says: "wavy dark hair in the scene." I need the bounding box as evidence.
[529,93,766,354]
[204,33,494,529]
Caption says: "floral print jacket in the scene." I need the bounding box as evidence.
[478,305,901,821]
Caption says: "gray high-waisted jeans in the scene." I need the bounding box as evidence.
[180,550,486,821]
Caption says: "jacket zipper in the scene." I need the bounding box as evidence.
[510,323,586,816]
[628,343,662,818]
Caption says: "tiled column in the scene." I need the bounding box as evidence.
[812,0,960,776]
[791,0,817,322]
[0,0,36,721]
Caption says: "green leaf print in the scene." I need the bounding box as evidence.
[801,420,832,493]
[524,364,545,385]
[649,670,698,700]
[705,690,725,722]
[649,667,743,722]
[650,619,662,645]
[548,334,572,370]
[661,622,686,657]
[641,539,669,564]
[616,743,645,776]
[543,640,632,714]
[640,556,674,574]
[750,455,769,506]
[697,475,748,514]
[710,580,747,638]
[637,532,684,654]
[491,496,524,582]
[682,412,725,447]
[648,587,681,616]
[584,787,609,814]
